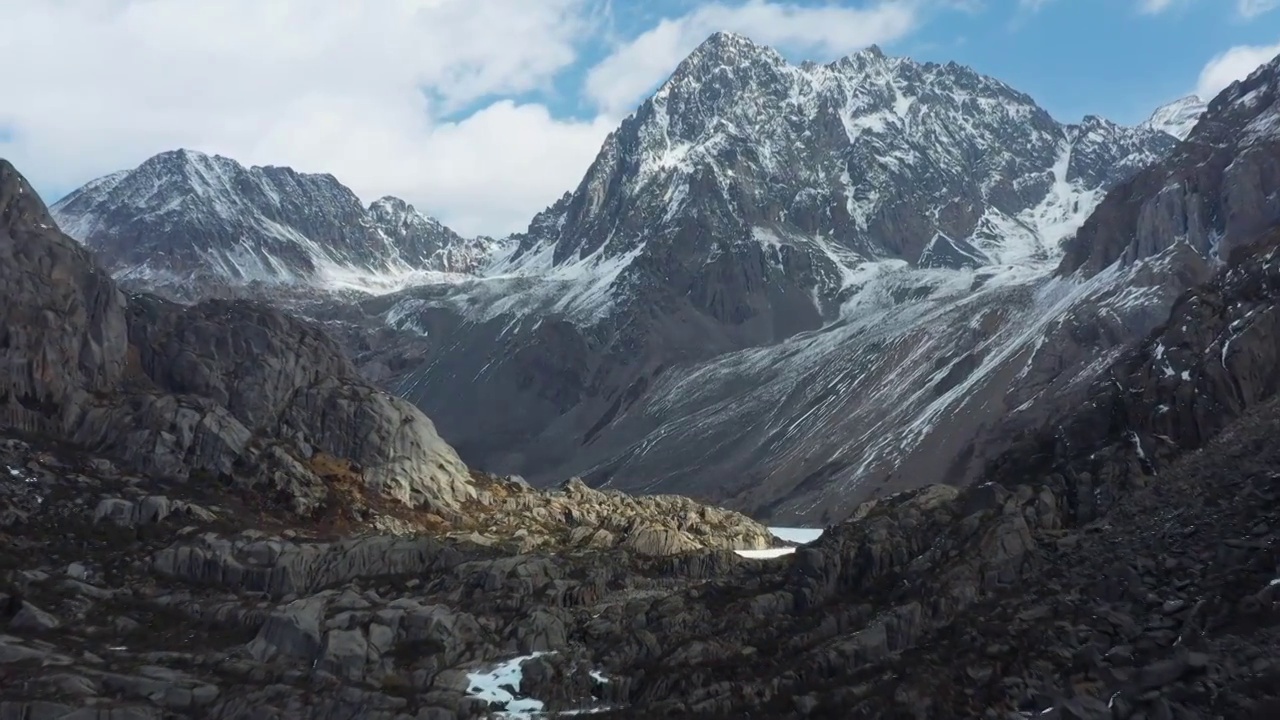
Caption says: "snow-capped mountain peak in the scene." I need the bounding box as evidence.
[50,149,502,298]
[501,34,1178,324]
[1142,95,1207,140]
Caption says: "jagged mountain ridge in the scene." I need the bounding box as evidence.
[365,48,1280,523]
[324,36,1204,520]
[51,149,502,297]
[504,33,1177,286]
[52,34,1212,522]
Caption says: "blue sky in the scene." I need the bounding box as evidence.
[906,0,1280,123]
[2,0,1278,236]
[557,0,1280,124]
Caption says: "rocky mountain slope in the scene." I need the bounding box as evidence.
[3,214,1279,719]
[305,37,1208,521]
[49,36,1236,524]
[50,149,501,298]
[1,158,775,557]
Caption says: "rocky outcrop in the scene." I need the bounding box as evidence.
[0,160,129,436]
[0,158,479,517]
[453,475,775,556]
[1060,55,1280,278]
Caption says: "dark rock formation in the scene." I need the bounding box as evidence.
[1,158,774,554]
[1,156,477,517]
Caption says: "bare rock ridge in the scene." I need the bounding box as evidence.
[50,149,502,298]
[1,159,774,555]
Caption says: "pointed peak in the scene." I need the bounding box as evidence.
[683,30,778,66]
[700,31,759,50]
[656,31,786,98]
[158,147,213,163]
[862,43,886,59]
[136,147,235,175]
[370,195,412,212]
[1,159,60,240]
[832,43,901,73]
[1142,95,1208,140]
[1078,114,1118,129]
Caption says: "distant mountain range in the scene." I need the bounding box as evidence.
[49,32,1268,524]
[51,149,502,298]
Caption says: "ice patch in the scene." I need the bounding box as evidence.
[734,527,824,559]
[464,654,618,718]
[465,653,550,717]
[768,527,824,544]
[735,548,797,559]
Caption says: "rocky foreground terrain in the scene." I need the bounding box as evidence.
[2,303,1279,720]
[3,144,1280,719]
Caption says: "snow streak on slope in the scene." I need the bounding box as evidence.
[573,244,1190,521]
[465,35,1177,332]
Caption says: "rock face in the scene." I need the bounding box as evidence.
[0,157,477,518]
[994,224,1280,521]
[50,149,501,297]
[0,160,129,436]
[1060,59,1280,278]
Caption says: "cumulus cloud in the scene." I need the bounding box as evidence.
[0,0,612,237]
[1020,0,1186,13]
[583,1,919,116]
[1195,41,1280,100]
[1238,0,1280,17]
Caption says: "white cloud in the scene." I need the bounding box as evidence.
[0,0,612,237]
[1020,0,1187,13]
[583,1,919,116]
[1238,0,1280,17]
[1195,41,1280,100]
